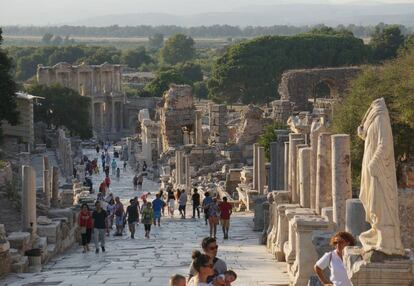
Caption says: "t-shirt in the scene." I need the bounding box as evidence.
[187,278,212,286]
[92,209,107,229]
[192,193,201,206]
[202,196,213,209]
[167,191,175,201]
[219,202,232,220]
[188,257,227,283]
[315,250,352,286]
[152,198,164,213]
[126,204,139,222]
[179,193,187,206]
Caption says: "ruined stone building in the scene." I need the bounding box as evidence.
[36,62,160,140]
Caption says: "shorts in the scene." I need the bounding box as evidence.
[115,216,123,226]
[178,205,186,212]
[220,219,230,228]
[208,216,219,225]
[154,211,161,219]
[168,201,175,208]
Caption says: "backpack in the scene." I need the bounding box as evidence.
[115,205,123,216]
[143,210,151,221]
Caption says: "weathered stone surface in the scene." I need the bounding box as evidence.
[37,221,61,244]
[398,188,414,251]
[236,105,271,146]
[7,232,31,254]
[315,132,332,214]
[345,199,370,239]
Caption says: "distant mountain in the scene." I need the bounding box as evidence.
[67,3,414,27]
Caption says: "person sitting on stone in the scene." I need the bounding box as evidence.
[314,231,356,286]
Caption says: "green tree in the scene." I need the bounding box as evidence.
[193,81,209,100]
[332,50,414,185]
[159,34,195,65]
[120,47,152,69]
[0,28,19,139]
[52,35,63,46]
[27,84,92,139]
[209,34,369,104]
[258,123,288,161]
[370,25,405,62]
[174,62,203,83]
[41,33,53,45]
[144,69,186,97]
[148,33,164,51]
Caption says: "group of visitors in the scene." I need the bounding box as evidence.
[170,237,237,286]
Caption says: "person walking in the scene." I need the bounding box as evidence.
[96,145,100,154]
[218,197,232,239]
[126,199,139,239]
[188,237,227,283]
[202,192,213,226]
[114,197,125,236]
[178,190,187,219]
[111,158,117,175]
[137,173,144,192]
[142,202,154,239]
[116,167,120,180]
[152,193,164,226]
[78,203,93,253]
[104,175,111,189]
[314,231,356,286]
[101,152,106,170]
[167,188,176,217]
[187,251,215,286]
[123,161,127,171]
[92,201,107,253]
[192,188,201,219]
[142,161,147,172]
[208,197,220,239]
[106,199,115,236]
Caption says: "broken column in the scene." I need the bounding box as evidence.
[184,155,191,192]
[270,130,289,191]
[42,156,50,208]
[315,132,332,214]
[295,144,308,205]
[289,134,305,203]
[253,143,259,190]
[51,166,59,208]
[257,146,266,194]
[298,147,311,208]
[195,110,203,145]
[175,150,184,185]
[284,141,289,192]
[274,203,300,261]
[331,134,352,231]
[22,165,37,233]
[309,118,326,210]
[345,199,370,239]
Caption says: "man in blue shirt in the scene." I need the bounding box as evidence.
[152,193,164,226]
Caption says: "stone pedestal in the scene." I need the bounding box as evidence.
[267,191,290,252]
[291,217,329,286]
[331,134,352,231]
[289,134,305,203]
[269,130,289,191]
[274,203,300,261]
[261,202,270,244]
[345,199,370,239]
[284,209,315,264]
[253,196,268,231]
[22,165,37,233]
[321,207,335,231]
[51,166,59,208]
[298,147,311,208]
[344,247,414,286]
[315,132,332,214]
[257,146,266,195]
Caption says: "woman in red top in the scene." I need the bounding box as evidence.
[78,203,93,253]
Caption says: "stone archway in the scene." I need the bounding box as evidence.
[278,67,362,110]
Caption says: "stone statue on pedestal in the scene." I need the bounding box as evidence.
[357,97,404,256]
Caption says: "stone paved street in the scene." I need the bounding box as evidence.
[1,149,288,286]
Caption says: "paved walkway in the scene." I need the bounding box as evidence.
[1,149,289,286]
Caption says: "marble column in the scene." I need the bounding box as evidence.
[289,134,305,203]
[274,203,300,261]
[91,101,95,134]
[183,130,190,145]
[100,103,105,134]
[315,132,332,214]
[345,199,370,238]
[257,146,266,195]
[43,156,49,171]
[310,125,326,211]
[253,143,259,191]
[284,142,289,192]
[270,130,289,191]
[189,131,195,145]
[43,170,50,208]
[111,101,116,133]
[195,111,203,145]
[184,155,191,192]
[295,144,308,205]
[22,166,37,233]
[51,166,59,208]
[298,147,312,208]
[331,134,352,231]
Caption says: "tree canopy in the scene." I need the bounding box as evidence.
[208,33,369,104]
[159,34,195,65]
[332,49,414,184]
[27,84,92,139]
[0,28,19,139]
[369,25,405,62]
[120,47,152,69]
[148,33,164,51]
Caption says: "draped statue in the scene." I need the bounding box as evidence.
[357,98,404,255]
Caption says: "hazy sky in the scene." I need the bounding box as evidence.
[1,0,414,25]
